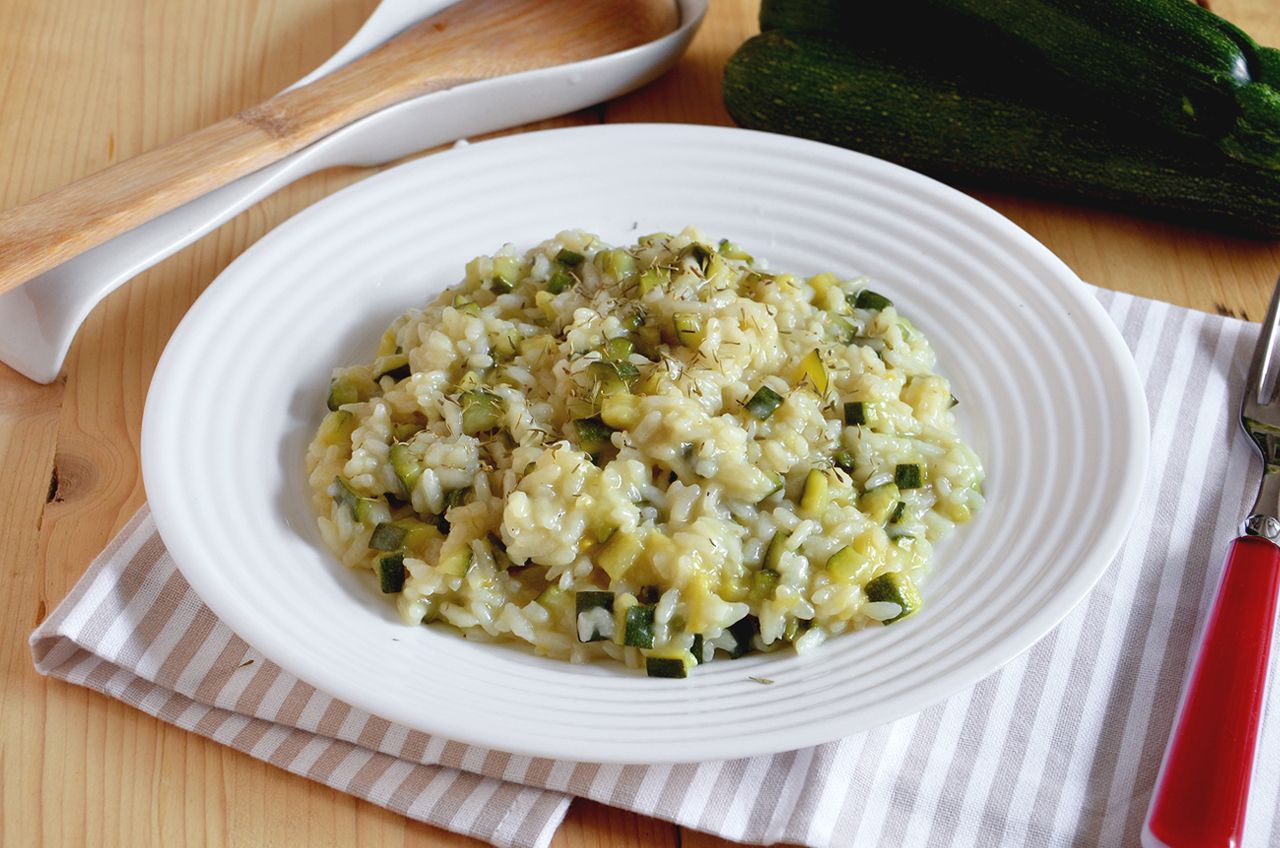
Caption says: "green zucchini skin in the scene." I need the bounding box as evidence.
[758,0,1280,168]
[723,30,1280,236]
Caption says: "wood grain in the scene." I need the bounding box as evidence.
[0,0,677,295]
[3,0,1280,846]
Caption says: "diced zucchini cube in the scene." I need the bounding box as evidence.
[327,377,359,411]
[598,248,637,281]
[673,312,703,346]
[574,416,614,455]
[606,336,634,361]
[639,266,669,294]
[852,289,893,311]
[864,572,921,623]
[799,469,829,518]
[600,394,643,430]
[589,360,639,400]
[492,327,521,362]
[460,390,504,435]
[369,522,408,552]
[828,530,882,583]
[827,544,869,583]
[436,547,472,577]
[489,255,521,293]
[645,655,690,679]
[613,359,640,384]
[588,363,628,400]
[795,349,828,395]
[727,614,760,659]
[389,443,424,493]
[374,354,411,382]
[599,531,643,581]
[718,239,753,262]
[764,531,789,570]
[317,410,357,447]
[745,385,784,421]
[555,248,585,267]
[392,422,420,442]
[401,520,437,556]
[624,605,656,649]
[751,568,780,602]
[860,483,900,523]
[536,583,571,618]
[895,463,924,489]
[378,553,406,594]
[546,268,573,294]
[354,497,391,527]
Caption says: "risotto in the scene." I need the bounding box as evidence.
[306,228,984,677]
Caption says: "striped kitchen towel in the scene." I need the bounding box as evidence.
[30,289,1280,848]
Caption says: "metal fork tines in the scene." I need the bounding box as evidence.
[1240,274,1280,540]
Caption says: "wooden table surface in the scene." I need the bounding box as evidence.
[5,0,1280,845]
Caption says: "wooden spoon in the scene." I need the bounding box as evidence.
[0,0,677,295]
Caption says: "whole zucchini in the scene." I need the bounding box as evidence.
[757,0,1280,168]
[723,30,1280,236]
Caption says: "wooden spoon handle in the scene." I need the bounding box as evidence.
[0,0,677,296]
[0,105,432,296]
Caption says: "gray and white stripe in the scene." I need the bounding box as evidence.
[31,290,1280,847]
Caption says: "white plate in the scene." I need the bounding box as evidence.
[143,124,1149,764]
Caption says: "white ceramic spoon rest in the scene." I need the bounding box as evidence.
[0,0,706,383]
